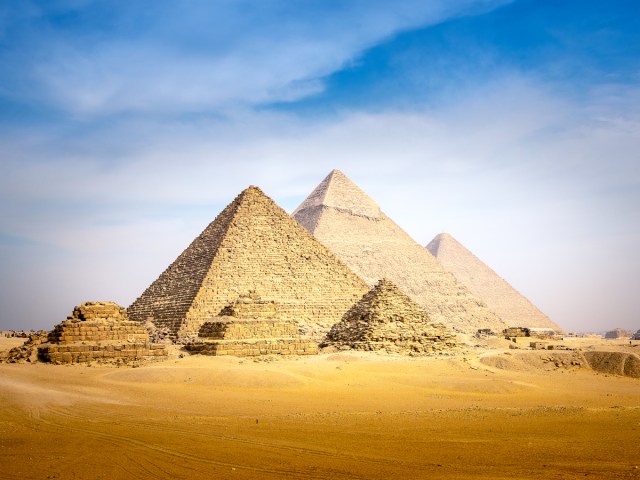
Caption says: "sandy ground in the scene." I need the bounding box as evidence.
[1,337,639,480]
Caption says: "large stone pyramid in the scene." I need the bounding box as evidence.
[326,279,457,354]
[426,233,562,331]
[292,169,507,334]
[128,186,369,340]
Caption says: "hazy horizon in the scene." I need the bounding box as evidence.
[1,1,638,333]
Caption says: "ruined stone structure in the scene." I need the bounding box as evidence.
[426,233,562,331]
[503,327,530,338]
[1,332,48,363]
[129,186,369,341]
[293,170,506,334]
[186,293,318,356]
[633,330,640,341]
[326,279,457,354]
[38,302,167,364]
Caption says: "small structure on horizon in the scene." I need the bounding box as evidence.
[605,328,633,339]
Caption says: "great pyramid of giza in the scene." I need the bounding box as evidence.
[426,233,562,331]
[326,279,457,354]
[128,186,369,341]
[292,170,507,334]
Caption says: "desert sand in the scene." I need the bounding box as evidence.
[1,337,639,480]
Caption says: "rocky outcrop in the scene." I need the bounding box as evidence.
[38,302,167,365]
[325,279,457,355]
[292,170,506,334]
[129,186,368,341]
[583,351,640,378]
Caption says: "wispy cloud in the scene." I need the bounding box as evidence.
[1,0,509,115]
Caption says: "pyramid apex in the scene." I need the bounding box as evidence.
[241,185,265,195]
[293,169,381,222]
[426,232,457,256]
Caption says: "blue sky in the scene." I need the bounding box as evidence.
[1,0,638,333]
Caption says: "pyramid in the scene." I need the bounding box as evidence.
[128,186,369,340]
[326,279,457,354]
[38,302,167,364]
[292,170,507,334]
[185,293,318,356]
[426,233,562,332]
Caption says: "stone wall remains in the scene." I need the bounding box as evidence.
[186,339,318,356]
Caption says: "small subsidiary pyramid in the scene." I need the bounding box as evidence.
[292,170,507,334]
[128,186,369,340]
[326,279,457,354]
[426,233,562,332]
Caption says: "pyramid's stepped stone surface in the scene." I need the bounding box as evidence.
[293,170,506,334]
[129,186,369,341]
[127,195,239,335]
[186,294,318,356]
[38,302,167,365]
[327,279,457,354]
[198,318,300,340]
[426,233,562,332]
[634,330,640,341]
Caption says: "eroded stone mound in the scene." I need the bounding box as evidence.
[583,351,640,378]
[38,302,167,365]
[325,279,457,355]
[185,294,318,356]
[634,330,640,340]
[480,351,586,372]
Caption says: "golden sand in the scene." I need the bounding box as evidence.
[1,337,639,479]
